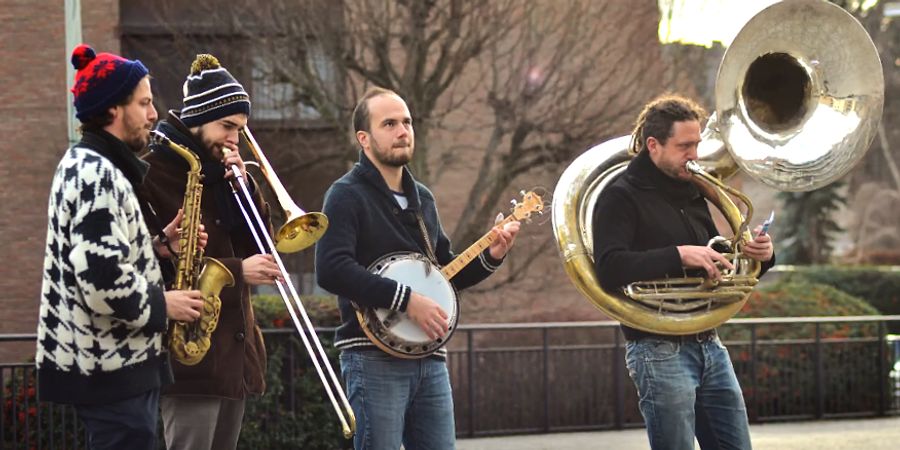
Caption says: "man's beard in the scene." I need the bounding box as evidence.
[371,139,412,167]
[122,115,150,152]
[192,128,220,159]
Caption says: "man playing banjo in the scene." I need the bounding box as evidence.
[315,87,519,450]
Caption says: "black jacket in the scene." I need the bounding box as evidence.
[592,150,774,339]
[315,152,502,355]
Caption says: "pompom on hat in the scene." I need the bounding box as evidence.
[70,44,149,121]
[180,54,250,128]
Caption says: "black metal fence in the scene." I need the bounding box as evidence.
[446,316,900,437]
[4,316,900,448]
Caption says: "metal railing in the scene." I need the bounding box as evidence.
[4,316,900,447]
[446,316,900,437]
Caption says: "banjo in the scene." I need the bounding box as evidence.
[357,191,544,358]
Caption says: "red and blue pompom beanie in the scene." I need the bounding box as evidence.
[70,44,149,121]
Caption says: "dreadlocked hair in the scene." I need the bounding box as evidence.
[628,94,707,155]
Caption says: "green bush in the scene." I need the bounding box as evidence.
[253,293,342,328]
[3,364,86,448]
[733,280,880,339]
[728,281,886,418]
[780,266,900,330]
[239,293,352,449]
[239,336,351,449]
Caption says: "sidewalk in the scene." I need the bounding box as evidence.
[457,416,900,449]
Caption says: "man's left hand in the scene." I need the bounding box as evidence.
[743,225,774,262]
[488,220,520,260]
[156,208,208,259]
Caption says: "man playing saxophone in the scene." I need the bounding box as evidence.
[142,54,279,450]
[592,95,775,450]
[37,44,205,450]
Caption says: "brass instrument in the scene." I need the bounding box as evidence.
[241,129,327,253]
[227,128,354,438]
[151,130,236,365]
[552,0,885,334]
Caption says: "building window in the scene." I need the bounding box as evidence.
[251,42,334,121]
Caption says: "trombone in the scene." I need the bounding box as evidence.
[226,127,355,438]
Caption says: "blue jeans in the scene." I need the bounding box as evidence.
[625,335,751,450]
[340,349,455,450]
[74,388,160,450]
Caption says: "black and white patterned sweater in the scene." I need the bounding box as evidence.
[37,130,171,405]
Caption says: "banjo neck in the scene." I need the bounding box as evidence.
[440,214,519,280]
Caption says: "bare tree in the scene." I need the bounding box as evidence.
[128,0,664,295]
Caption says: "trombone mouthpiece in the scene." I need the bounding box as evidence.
[685,160,703,174]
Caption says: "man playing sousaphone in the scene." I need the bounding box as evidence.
[592,95,775,450]
[315,87,519,450]
[142,54,280,449]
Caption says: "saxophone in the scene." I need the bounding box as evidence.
[151,130,235,366]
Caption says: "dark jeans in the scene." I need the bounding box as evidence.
[340,350,455,450]
[625,335,751,450]
[74,388,160,450]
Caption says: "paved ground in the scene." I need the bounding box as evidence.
[456,416,900,449]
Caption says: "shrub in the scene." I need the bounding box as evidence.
[780,266,900,331]
[728,281,886,419]
[239,336,352,449]
[2,366,85,449]
[253,294,342,328]
[239,293,352,449]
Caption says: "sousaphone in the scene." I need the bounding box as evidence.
[551,0,885,334]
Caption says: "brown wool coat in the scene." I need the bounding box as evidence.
[142,130,269,400]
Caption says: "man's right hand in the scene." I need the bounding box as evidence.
[164,290,204,322]
[406,292,449,340]
[242,254,283,286]
[677,245,734,281]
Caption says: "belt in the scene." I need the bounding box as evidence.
[633,329,717,343]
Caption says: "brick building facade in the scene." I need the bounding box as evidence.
[0,0,119,359]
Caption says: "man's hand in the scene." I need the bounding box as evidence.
[677,245,734,281]
[242,254,283,285]
[222,146,247,181]
[165,289,204,322]
[155,209,208,259]
[488,220,521,260]
[406,292,449,340]
[743,225,774,262]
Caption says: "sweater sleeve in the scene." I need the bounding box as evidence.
[592,186,683,290]
[315,184,412,312]
[68,161,166,332]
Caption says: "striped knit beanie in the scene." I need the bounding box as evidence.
[180,54,250,128]
[70,44,149,121]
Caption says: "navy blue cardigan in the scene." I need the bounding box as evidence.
[315,152,502,353]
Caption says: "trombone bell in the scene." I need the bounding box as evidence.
[239,127,329,254]
[276,210,329,253]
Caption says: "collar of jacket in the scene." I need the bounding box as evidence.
[624,149,701,205]
[355,150,423,211]
[78,128,150,189]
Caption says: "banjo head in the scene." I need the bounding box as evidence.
[361,253,459,358]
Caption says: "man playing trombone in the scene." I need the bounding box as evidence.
[142,54,280,449]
